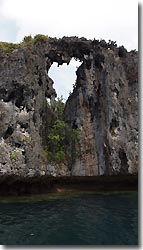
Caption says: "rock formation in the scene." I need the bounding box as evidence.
[0,37,138,178]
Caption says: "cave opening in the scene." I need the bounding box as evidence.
[118,148,129,173]
[48,58,82,102]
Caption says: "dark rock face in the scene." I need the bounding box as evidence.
[0,43,57,177]
[0,37,138,177]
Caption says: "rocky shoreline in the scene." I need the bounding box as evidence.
[0,175,138,196]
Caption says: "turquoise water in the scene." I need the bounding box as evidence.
[0,191,138,245]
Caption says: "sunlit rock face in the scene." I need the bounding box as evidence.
[0,37,138,177]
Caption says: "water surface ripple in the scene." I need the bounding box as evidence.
[0,192,138,245]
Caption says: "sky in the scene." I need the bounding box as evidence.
[0,0,138,100]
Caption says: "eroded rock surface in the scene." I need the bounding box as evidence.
[64,48,138,175]
[0,37,138,177]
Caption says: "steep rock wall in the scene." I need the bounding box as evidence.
[0,37,138,177]
[0,42,56,176]
[64,48,138,175]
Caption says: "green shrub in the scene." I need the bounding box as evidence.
[0,42,19,53]
[21,35,33,46]
[47,101,51,109]
[47,97,80,164]
[22,134,29,142]
[33,34,48,45]
[0,34,48,53]
[55,96,65,119]
[47,119,67,155]
[10,150,18,160]
[47,150,66,163]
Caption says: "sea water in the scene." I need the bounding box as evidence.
[0,191,138,245]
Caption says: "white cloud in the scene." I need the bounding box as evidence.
[0,18,18,42]
[48,59,81,100]
[0,0,138,99]
[1,0,138,50]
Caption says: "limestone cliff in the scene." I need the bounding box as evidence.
[0,37,138,177]
[64,46,138,176]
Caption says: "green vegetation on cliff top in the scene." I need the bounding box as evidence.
[0,34,48,53]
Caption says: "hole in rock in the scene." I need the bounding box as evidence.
[118,148,129,173]
[3,126,14,139]
[109,118,119,136]
[15,143,21,148]
[48,59,81,101]
[72,120,78,129]
[20,122,29,130]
